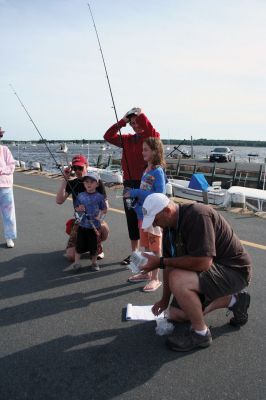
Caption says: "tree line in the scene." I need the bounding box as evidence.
[2,138,266,147]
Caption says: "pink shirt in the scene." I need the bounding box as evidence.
[0,145,15,187]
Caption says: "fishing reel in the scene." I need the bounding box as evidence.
[125,197,137,210]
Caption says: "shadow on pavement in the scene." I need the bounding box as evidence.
[0,251,127,301]
[0,323,189,400]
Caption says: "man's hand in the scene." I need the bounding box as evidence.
[126,107,142,117]
[123,107,142,122]
[123,191,130,198]
[152,298,169,316]
[140,253,160,274]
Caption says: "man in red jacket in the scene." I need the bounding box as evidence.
[104,107,160,265]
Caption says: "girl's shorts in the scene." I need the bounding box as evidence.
[139,229,161,253]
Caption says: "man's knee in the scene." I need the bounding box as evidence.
[169,269,200,294]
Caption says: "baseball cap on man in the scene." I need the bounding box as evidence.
[82,171,99,182]
[142,193,170,229]
[72,154,88,166]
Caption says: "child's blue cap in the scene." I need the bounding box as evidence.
[82,171,100,182]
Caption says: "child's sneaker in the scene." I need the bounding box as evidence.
[91,263,100,272]
[97,252,104,260]
[71,263,82,272]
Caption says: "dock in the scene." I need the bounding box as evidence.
[166,158,266,189]
[0,172,265,400]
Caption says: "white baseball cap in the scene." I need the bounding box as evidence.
[142,193,170,229]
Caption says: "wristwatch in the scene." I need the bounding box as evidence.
[159,257,165,269]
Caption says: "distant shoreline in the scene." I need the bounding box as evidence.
[3,139,266,147]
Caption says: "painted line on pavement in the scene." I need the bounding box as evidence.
[14,183,125,215]
[14,184,265,249]
[240,240,266,251]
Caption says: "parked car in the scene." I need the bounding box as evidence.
[209,147,233,162]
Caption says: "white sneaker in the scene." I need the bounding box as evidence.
[97,252,104,260]
[6,239,14,248]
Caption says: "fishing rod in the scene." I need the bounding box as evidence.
[9,84,80,199]
[9,84,65,172]
[87,3,132,180]
[166,139,189,158]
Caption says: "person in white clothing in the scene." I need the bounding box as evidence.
[0,127,17,248]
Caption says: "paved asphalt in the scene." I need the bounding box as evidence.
[0,172,265,400]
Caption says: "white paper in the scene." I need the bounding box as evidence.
[126,303,164,321]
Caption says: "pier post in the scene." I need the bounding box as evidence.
[211,164,216,184]
[176,158,181,178]
[232,164,238,186]
[257,164,263,189]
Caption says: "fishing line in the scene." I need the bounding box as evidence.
[9,84,80,199]
[87,3,132,181]
[166,139,186,158]
[10,84,64,171]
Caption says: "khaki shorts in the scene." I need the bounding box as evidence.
[199,263,250,302]
[171,263,250,309]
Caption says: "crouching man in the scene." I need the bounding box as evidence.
[140,193,252,352]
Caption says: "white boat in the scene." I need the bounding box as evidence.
[56,143,68,153]
[168,177,226,205]
[223,186,266,212]
[99,165,123,184]
[87,165,123,184]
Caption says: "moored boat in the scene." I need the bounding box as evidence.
[247,153,259,157]
[56,143,68,153]
[168,174,226,205]
[87,165,123,184]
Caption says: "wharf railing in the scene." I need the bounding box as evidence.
[165,159,266,189]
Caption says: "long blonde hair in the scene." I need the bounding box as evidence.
[143,137,166,168]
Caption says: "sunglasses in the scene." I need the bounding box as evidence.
[72,165,84,171]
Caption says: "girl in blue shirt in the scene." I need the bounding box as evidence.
[125,137,166,292]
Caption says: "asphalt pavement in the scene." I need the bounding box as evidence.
[0,172,265,400]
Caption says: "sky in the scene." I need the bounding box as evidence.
[1,0,266,141]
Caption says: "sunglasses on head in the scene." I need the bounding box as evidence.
[72,165,84,171]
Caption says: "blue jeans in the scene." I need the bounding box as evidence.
[0,188,17,240]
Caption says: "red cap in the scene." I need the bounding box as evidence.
[71,154,88,166]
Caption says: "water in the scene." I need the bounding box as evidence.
[9,143,266,173]
[11,143,122,172]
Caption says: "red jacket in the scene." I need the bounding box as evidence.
[104,113,160,181]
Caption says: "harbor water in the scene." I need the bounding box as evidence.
[8,143,266,173]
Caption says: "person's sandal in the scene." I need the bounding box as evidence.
[142,280,162,292]
[128,273,151,283]
[121,255,131,265]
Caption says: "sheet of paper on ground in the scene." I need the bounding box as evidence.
[126,303,164,321]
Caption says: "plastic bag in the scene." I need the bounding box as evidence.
[128,251,154,274]
[155,318,175,336]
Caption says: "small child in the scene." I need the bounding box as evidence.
[71,172,107,272]
[125,137,166,291]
